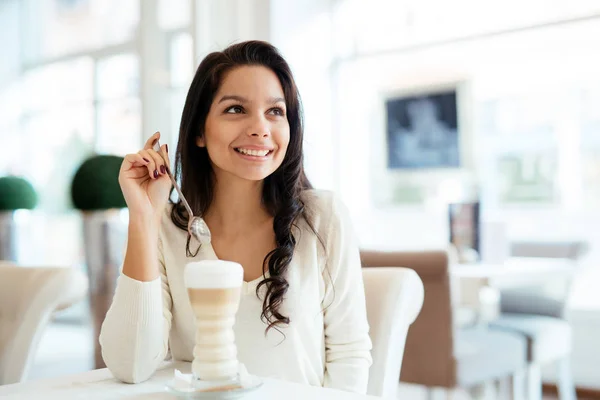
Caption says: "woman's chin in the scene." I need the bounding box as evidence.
[212,161,281,183]
[240,172,273,182]
[227,169,275,183]
[232,162,281,182]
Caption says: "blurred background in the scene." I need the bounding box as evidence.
[1,0,600,398]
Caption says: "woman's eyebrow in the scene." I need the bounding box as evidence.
[218,95,248,104]
[269,97,285,105]
[217,95,285,105]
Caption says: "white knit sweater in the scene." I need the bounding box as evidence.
[99,190,372,394]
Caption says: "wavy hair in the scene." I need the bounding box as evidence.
[170,40,316,333]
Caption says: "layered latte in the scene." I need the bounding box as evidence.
[184,260,243,382]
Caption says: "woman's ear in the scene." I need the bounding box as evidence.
[196,136,206,147]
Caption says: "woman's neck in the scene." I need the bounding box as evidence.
[204,177,271,236]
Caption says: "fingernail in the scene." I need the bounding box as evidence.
[143,157,150,163]
[160,165,166,174]
[152,139,158,146]
[165,144,168,153]
[153,170,159,179]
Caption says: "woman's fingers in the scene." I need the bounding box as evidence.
[123,153,150,170]
[135,132,170,179]
[138,149,166,179]
[143,131,161,151]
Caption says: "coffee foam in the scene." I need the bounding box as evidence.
[184,260,243,289]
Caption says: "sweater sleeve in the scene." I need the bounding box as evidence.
[99,237,173,383]
[321,195,373,394]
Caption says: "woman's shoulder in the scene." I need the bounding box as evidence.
[299,189,349,231]
[300,189,334,217]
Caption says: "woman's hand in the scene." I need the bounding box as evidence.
[119,132,171,223]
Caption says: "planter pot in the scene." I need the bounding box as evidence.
[0,211,17,261]
[81,209,127,369]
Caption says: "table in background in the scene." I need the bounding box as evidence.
[451,257,574,325]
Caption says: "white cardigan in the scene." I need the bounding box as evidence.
[99,190,373,394]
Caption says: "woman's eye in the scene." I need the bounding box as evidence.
[225,106,244,114]
[269,107,285,116]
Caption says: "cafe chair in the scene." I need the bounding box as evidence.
[489,240,588,400]
[0,264,88,385]
[362,267,424,398]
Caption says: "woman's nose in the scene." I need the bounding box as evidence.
[247,115,270,138]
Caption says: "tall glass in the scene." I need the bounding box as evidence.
[184,260,243,384]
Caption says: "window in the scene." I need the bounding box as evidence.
[19,58,95,212]
[96,53,141,155]
[0,0,151,267]
[22,0,140,63]
[167,32,194,159]
[158,0,191,31]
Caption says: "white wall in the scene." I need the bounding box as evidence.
[269,0,337,191]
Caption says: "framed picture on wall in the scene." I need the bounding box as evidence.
[385,88,460,169]
[369,79,472,208]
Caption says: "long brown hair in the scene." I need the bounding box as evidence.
[171,40,315,333]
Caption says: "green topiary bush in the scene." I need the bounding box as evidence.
[71,155,127,211]
[0,176,38,211]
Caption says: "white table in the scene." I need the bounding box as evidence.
[450,257,574,325]
[451,257,574,289]
[0,362,379,400]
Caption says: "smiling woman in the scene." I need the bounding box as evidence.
[199,66,290,182]
[99,40,373,395]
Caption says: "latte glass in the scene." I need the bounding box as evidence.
[184,260,244,384]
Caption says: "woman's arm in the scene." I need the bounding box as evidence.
[99,220,173,384]
[321,195,373,394]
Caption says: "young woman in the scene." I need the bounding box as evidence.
[99,40,372,394]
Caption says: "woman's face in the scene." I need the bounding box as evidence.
[199,65,290,183]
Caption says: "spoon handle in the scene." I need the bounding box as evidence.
[154,140,195,219]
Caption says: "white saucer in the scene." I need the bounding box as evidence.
[165,374,263,399]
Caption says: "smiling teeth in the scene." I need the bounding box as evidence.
[237,148,270,157]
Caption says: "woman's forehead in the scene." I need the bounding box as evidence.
[216,66,285,101]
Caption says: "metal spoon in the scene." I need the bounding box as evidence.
[154,140,211,244]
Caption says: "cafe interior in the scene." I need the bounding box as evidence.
[1,0,600,399]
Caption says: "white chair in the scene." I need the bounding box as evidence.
[0,265,88,385]
[363,267,424,398]
[490,241,588,400]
